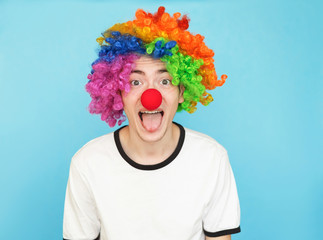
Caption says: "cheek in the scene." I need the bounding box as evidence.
[121,89,142,109]
[161,87,182,105]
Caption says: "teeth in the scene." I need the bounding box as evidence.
[140,111,161,114]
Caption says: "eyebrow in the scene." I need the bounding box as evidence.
[130,69,168,75]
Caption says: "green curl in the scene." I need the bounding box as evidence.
[144,37,205,113]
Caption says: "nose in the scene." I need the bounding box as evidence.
[141,89,162,110]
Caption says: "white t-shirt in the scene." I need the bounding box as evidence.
[63,123,241,240]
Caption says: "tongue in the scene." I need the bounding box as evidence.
[141,113,162,132]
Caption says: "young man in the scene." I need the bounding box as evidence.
[63,7,241,240]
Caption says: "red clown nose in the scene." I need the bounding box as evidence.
[141,89,162,110]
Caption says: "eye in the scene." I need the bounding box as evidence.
[131,80,142,86]
[160,79,171,85]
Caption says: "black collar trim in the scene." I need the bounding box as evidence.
[114,122,185,171]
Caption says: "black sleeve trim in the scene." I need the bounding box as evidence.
[204,226,241,237]
[63,232,100,240]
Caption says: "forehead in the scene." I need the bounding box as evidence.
[132,55,167,71]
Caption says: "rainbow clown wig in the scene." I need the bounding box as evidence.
[85,6,227,127]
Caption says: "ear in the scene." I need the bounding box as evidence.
[178,85,185,104]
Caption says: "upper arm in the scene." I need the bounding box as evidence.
[202,150,241,237]
[63,160,100,239]
[206,235,231,240]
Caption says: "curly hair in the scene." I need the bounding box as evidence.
[86,6,227,127]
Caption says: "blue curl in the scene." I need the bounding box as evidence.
[92,31,146,66]
[92,32,178,67]
[150,40,177,58]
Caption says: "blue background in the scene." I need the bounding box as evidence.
[0,0,321,239]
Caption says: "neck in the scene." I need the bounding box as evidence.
[119,123,180,165]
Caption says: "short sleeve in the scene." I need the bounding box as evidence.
[63,159,100,240]
[202,150,241,237]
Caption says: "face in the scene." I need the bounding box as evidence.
[121,55,184,143]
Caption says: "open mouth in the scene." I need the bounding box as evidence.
[138,110,164,121]
[138,110,164,132]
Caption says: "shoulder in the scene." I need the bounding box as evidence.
[180,126,230,177]
[70,131,115,168]
[184,127,228,157]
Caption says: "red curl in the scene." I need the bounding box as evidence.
[177,15,190,30]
